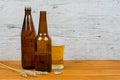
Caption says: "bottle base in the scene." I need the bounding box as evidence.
[22,66,35,69]
[35,67,51,72]
[35,69,51,72]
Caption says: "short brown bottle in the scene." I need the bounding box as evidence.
[21,6,36,69]
[35,11,52,72]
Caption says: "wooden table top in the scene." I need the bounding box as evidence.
[0,60,120,80]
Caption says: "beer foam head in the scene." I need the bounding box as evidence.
[51,36,64,46]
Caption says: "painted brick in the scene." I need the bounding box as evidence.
[0,0,120,60]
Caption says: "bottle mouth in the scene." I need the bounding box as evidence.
[40,11,46,14]
[25,6,31,10]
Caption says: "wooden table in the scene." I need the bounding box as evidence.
[0,60,120,80]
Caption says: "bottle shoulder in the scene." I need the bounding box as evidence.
[36,35,51,41]
[22,14,35,29]
[21,27,36,32]
[21,36,36,40]
[21,32,36,39]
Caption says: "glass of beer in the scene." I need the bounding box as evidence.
[52,36,65,70]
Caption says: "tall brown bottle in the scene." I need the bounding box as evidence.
[21,6,36,69]
[35,11,52,72]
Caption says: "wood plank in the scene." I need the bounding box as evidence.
[0,60,120,80]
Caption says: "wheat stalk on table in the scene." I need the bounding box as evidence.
[0,62,48,77]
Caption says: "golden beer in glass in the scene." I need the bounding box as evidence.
[52,37,65,70]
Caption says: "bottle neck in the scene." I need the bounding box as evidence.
[25,10,31,15]
[23,9,35,32]
[38,11,48,35]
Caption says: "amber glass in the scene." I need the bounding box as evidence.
[35,11,52,72]
[21,6,36,69]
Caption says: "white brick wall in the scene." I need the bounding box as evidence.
[0,0,120,60]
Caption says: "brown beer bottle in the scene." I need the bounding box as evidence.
[21,6,36,69]
[35,11,52,72]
